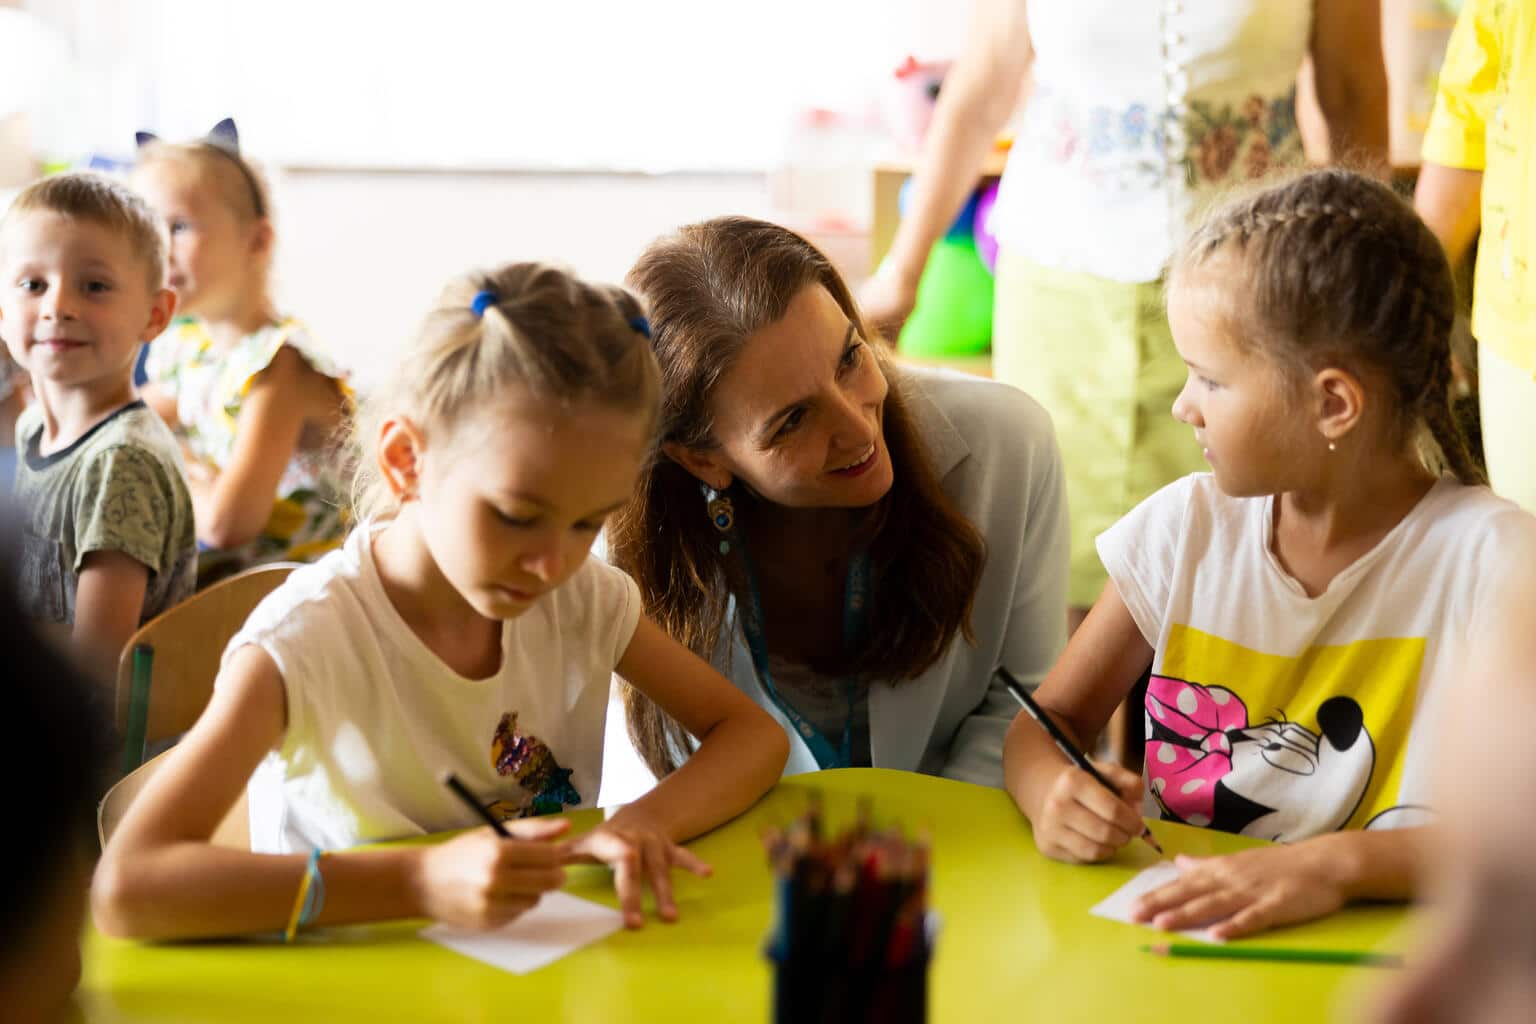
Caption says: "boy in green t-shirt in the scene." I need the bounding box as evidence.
[0,173,194,671]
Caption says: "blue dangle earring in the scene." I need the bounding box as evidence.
[705,485,734,555]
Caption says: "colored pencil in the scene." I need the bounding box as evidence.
[995,666,1165,856]
[441,771,511,837]
[1142,942,1405,968]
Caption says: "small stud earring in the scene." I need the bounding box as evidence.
[1327,440,1337,452]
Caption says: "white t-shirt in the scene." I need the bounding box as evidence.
[1099,474,1536,843]
[228,526,642,853]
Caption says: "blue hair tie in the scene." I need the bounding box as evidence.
[629,315,651,339]
[471,290,497,319]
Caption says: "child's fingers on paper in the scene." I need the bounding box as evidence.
[504,817,572,842]
[1129,869,1219,920]
[1148,888,1247,932]
[1205,896,1285,940]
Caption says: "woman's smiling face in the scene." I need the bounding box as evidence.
[681,284,894,510]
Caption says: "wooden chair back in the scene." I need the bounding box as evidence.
[114,563,298,775]
[97,748,249,850]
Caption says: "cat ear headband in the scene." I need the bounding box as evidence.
[135,117,267,219]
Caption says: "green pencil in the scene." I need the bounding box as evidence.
[1142,942,1404,968]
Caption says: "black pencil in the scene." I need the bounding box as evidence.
[995,666,1165,856]
[442,770,511,837]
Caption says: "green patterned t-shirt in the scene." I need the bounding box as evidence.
[14,400,196,626]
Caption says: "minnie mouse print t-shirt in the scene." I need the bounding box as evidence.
[1098,473,1536,842]
[229,524,641,854]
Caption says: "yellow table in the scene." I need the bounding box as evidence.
[75,769,1409,1023]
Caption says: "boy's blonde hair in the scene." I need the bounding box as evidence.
[351,262,662,521]
[1,173,167,291]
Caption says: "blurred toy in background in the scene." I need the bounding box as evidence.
[894,176,993,358]
[884,56,951,155]
[878,55,1014,360]
[972,180,1001,272]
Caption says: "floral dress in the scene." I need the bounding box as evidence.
[992,0,1311,282]
[145,317,352,581]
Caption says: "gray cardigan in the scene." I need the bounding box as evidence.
[712,367,1069,787]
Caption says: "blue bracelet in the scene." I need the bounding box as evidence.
[284,848,326,941]
[298,848,326,928]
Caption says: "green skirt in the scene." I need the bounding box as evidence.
[992,253,1205,608]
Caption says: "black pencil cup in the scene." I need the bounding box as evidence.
[765,914,935,1024]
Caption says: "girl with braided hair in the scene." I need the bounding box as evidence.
[1003,168,1536,940]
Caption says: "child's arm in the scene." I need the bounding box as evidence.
[564,615,789,928]
[191,346,328,549]
[1309,0,1390,172]
[94,644,570,940]
[1003,579,1151,863]
[72,550,149,674]
[1414,164,1484,266]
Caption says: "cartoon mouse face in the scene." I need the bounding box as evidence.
[1145,677,1375,842]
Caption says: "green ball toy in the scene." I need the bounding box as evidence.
[897,235,994,357]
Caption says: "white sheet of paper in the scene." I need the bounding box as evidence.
[421,890,625,974]
[1089,862,1227,944]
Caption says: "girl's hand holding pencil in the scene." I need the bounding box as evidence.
[444,771,712,930]
[1031,757,1149,863]
[412,819,572,930]
[996,666,1157,864]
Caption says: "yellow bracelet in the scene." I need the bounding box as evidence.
[283,849,325,943]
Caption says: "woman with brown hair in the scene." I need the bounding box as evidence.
[608,216,1067,786]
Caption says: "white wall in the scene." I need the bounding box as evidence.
[269,169,772,390]
[22,0,969,173]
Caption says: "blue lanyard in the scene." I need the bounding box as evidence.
[736,536,871,770]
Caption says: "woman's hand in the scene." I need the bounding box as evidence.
[561,817,713,929]
[1030,759,1146,864]
[1131,845,1350,941]
[412,819,571,930]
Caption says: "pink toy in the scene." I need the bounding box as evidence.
[886,56,951,154]
[973,180,1000,273]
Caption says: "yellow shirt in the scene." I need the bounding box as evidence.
[1422,0,1535,374]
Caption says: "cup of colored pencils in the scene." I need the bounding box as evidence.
[762,799,935,1024]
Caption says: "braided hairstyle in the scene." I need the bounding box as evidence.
[1173,168,1483,485]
